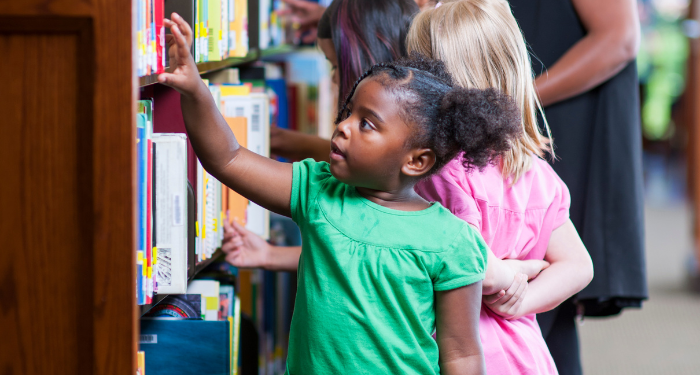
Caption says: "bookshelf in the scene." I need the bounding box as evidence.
[1,0,300,372]
[139,50,260,87]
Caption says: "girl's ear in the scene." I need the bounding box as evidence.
[402,148,436,177]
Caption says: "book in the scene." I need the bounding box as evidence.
[139,99,155,303]
[152,133,189,294]
[220,91,271,239]
[223,116,249,226]
[229,0,248,57]
[140,319,234,375]
[137,351,146,375]
[164,0,196,66]
[207,0,222,61]
[155,0,165,73]
[186,279,220,321]
[144,294,203,318]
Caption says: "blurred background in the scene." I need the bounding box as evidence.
[580,0,700,373]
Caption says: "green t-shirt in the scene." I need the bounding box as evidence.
[286,160,488,374]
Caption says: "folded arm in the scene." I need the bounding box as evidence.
[511,219,593,319]
[535,0,639,106]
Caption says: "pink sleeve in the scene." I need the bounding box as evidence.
[554,174,571,228]
[415,165,483,231]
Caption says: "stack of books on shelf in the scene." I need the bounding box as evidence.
[140,277,242,375]
[137,0,166,77]
[139,0,251,78]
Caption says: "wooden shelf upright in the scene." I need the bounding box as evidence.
[0,1,136,374]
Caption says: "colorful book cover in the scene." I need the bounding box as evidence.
[207,0,222,61]
[201,0,209,62]
[186,280,220,321]
[195,0,200,62]
[144,294,203,318]
[229,0,248,57]
[137,112,148,304]
[221,0,229,59]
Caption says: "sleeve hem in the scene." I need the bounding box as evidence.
[433,274,485,291]
[290,162,301,224]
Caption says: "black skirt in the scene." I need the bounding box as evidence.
[509,0,648,316]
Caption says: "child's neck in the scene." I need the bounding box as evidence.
[355,185,431,212]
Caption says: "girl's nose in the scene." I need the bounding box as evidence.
[334,119,351,139]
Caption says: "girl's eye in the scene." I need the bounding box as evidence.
[360,119,373,130]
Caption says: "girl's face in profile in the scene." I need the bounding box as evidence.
[319,38,339,88]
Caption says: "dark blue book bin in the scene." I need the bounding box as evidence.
[140,319,232,375]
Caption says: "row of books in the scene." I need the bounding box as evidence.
[137,0,165,76]
[135,71,274,304]
[138,0,250,77]
[190,0,250,63]
[140,279,242,374]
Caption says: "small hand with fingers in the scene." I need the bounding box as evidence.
[222,216,272,269]
[159,13,201,96]
[483,273,528,320]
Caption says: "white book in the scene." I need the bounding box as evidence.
[186,280,220,321]
[221,92,270,239]
[152,134,189,294]
[196,159,204,262]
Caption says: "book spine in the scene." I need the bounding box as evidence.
[155,0,165,73]
[146,134,153,303]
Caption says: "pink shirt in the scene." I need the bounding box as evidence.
[416,156,570,375]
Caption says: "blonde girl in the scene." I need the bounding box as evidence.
[409,1,593,374]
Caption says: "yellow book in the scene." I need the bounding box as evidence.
[229,0,248,57]
[208,0,222,61]
[137,351,146,375]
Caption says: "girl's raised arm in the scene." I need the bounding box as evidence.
[159,14,293,217]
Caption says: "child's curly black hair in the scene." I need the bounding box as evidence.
[335,53,522,175]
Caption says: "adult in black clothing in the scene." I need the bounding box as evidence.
[508,0,647,373]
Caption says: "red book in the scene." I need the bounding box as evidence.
[155,0,165,73]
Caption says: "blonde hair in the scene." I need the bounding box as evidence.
[407,0,552,182]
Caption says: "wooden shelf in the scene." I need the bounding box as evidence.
[138,45,296,87]
[139,248,224,316]
[260,44,296,58]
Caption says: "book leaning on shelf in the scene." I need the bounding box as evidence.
[140,279,242,375]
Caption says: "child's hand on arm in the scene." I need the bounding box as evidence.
[502,220,593,320]
[436,283,486,375]
[222,219,301,272]
[159,14,294,217]
[483,273,528,320]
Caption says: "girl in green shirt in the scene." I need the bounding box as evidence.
[161,14,521,374]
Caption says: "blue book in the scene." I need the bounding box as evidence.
[140,319,232,375]
[137,114,148,305]
[266,78,288,129]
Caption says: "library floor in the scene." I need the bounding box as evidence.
[579,204,700,374]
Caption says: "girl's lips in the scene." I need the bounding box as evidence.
[330,142,346,160]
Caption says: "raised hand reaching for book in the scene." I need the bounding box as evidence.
[159,14,294,217]
[159,13,202,97]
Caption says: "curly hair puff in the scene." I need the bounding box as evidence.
[335,53,522,175]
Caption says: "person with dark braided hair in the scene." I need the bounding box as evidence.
[160,14,521,373]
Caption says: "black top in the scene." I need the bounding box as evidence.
[509,0,648,316]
